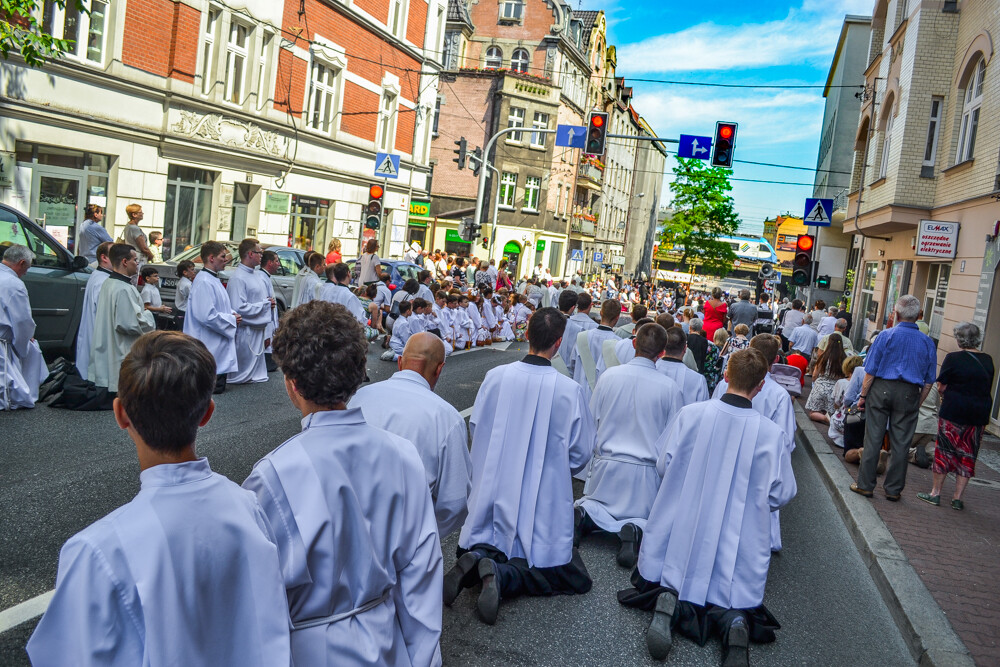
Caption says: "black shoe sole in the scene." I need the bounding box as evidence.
[476,559,500,625]
[443,552,479,607]
[647,591,676,661]
[617,523,639,569]
[722,622,749,667]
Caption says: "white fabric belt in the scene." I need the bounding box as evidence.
[593,453,655,468]
[290,589,390,631]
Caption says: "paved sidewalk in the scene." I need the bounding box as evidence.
[797,385,1000,665]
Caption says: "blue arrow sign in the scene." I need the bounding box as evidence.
[678,134,713,160]
[593,251,604,263]
[570,249,584,262]
[374,152,400,179]
[804,198,833,226]
[556,124,587,149]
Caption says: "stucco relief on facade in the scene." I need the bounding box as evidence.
[170,110,288,158]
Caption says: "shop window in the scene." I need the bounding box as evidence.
[922,263,950,342]
[289,195,330,251]
[164,166,216,260]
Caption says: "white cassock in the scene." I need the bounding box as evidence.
[481,299,497,334]
[89,275,156,392]
[460,357,596,567]
[260,269,279,355]
[595,335,635,378]
[450,307,474,348]
[227,264,271,384]
[183,271,237,376]
[243,409,442,667]
[496,305,514,341]
[26,459,291,667]
[571,325,620,402]
[416,284,434,302]
[317,282,368,326]
[350,370,472,538]
[0,263,47,409]
[637,399,796,609]
[558,312,597,371]
[577,358,683,532]
[409,313,426,334]
[656,357,710,406]
[291,267,320,307]
[614,322,636,339]
[75,267,110,380]
[712,374,796,551]
[389,314,413,359]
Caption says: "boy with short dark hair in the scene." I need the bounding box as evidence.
[139,266,172,328]
[27,331,291,666]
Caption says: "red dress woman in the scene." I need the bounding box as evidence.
[702,287,728,341]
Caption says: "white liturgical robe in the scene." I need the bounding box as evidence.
[656,357,710,406]
[571,326,620,402]
[183,270,237,375]
[317,282,368,326]
[27,459,291,667]
[577,357,683,532]
[89,274,156,392]
[350,370,472,537]
[595,335,636,377]
[227,264,271,384]
[291,267,320,307]
[243,409,442,667]
[558,312,597,370]
[637,399,796,610]
[0,263,47,409]
[75,267,110,380]
[260,269,279,354]
[460,357,596,567]
[713,374,797,550]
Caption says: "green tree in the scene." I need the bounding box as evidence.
[1,1,86,67]
[660,157,740,277]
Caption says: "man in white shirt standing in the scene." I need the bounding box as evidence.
[259,250,281,372]
[183,241,239,394]
[350,332,471,537]
[227,238,274,385]
[0,244,47,410]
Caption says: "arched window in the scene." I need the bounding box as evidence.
[879,105,895,179]
[510,48,529,73]
[956,57,985,163]
[484,46,502,70]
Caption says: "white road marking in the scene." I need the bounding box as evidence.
[0,590,53,633]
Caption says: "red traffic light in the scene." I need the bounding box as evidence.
[369,184,384,199]
[590,115,604,128]
[796,235,814,252]
[719,125,734,139]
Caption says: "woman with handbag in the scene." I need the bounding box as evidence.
[917,322,995,510]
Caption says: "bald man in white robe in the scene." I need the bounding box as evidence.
[350,333,471,538]
[0,245,47,410]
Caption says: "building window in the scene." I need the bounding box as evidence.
[922,96,942,168]
[511,48,529,73]
[555,185,562,218]
[524,176,540,211]
[500,0,523,21]
[306,60,341,134]
[432,97,441,136]
[922,263,950,342]
[499,172,517,208]
[878,106,894,179]
[201,7,220,95]
[507,106,525,143]
[164,165,216,261]
[443,31,458,69]
[256,30,274,107]
[378,90,398,151]
[956,57,985,163]
[434,6,445,58]
[41,0,108,64]
[485,46,502,70]
[388,0,407,38]
[530,112,548,148]
[224,19,250,104]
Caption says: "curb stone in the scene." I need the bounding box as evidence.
[793,403,975,667]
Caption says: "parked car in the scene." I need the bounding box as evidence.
[146,243,308,315]
[343,258,423,292]
[0,203,90,356]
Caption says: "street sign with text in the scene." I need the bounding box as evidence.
[678,134,712,160]
[556,124,587,149]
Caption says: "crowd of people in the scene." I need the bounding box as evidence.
[0,230,995,665]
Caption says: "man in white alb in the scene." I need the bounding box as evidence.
[75,241,113,381]
[183,241,239,393]
[259,250,281,372]
[656,326,710,406]
[318,263,367,326]
[570,299,621,400]
[558,291,597,374]
[227,238,274,384]
[0,244,47,410]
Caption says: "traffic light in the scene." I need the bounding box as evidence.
[586,111,609,156]
[711,121,738,168]
[365,184,384,230]
[453,137,467,170]
[816,274,831,289]
[791,234,814,286]
[459,216,481,242]
[470,147,483,177]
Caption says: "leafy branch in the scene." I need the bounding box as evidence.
[1,0,87,67]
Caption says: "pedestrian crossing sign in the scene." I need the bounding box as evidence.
[804,198,833,226]
[374,152,400,179]
[571,249,584,261]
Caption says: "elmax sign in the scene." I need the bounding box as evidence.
[916,220,960,259]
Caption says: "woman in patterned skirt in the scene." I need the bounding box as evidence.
[804,333,849,424]
[918,322,995,510]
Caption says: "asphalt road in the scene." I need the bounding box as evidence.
[0,342,914,665]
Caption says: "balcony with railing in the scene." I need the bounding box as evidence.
[570,205,597,236]
[577,156,603,190]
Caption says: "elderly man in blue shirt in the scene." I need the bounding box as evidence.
[850,295,937,501]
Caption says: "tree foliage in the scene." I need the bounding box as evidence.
[1,0,86,67]
[660,157,741,277]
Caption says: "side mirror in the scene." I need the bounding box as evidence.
[72,255,89,270]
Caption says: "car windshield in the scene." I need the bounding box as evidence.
[395,264,420,281]
[171,243,239,264]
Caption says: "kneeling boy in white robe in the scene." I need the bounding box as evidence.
[227,239,275,384]
[446,307,597,625]
[711,334,796,552]
[0,245,47,409]
[570,299,621,401]
[383,299,414,361]
[575,323,683,569]
[28,331,291,666]
[243,301,442,666]
[618,348,797,666]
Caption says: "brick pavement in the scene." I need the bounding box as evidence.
[798,383,1000,665]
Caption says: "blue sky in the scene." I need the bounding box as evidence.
[588,0,874,235]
